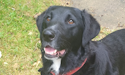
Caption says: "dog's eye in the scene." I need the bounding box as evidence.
[46,17,51,21]
[68,19,74,24]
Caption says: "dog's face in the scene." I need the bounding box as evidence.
[36,6,100,59]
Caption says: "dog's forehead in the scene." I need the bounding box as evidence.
[46,6,81,16]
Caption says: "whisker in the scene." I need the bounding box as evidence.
[59,37,72,50]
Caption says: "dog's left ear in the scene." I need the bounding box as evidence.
[82,10,100,46]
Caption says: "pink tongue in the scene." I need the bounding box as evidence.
[44,46,66,56]
[44,46,56,55]
[45,47,55,52]
[58,50,65,55]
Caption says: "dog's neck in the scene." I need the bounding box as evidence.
[58,47,88,74]
[44,56,61,75]
[50,58,61,75]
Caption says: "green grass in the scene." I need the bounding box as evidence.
[0,0,60,75]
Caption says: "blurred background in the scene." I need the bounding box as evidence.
[71,0,125,29]
[0,0,124,75]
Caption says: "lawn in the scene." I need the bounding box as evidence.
[0,0,114,75]
[0,0,60,75]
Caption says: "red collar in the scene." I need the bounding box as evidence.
[51,58,87,75]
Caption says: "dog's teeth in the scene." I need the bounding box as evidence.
[54,50,57,53]
[53,50,57,54]
[44,48,57,55]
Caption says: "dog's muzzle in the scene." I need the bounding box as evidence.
[44,46,66,58]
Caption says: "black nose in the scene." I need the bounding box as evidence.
[43,29,55,41]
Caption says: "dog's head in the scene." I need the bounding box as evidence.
[36,6,100,59]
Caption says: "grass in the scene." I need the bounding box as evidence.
[0,0,116,75]
[0,0,60,75]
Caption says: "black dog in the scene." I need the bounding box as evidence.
[36,6,125,75]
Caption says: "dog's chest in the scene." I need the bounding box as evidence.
[50,58,61,74]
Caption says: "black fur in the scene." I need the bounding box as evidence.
[36,6,125,75]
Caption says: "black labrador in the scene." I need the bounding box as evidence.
[36,6,125,75]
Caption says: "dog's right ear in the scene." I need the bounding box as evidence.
[36,11,46,33]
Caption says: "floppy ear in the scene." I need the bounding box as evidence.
[82,10,100,46]
[36,6,57,33]
[36,11,46,33]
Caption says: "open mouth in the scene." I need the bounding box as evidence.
[44,46,66,58]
